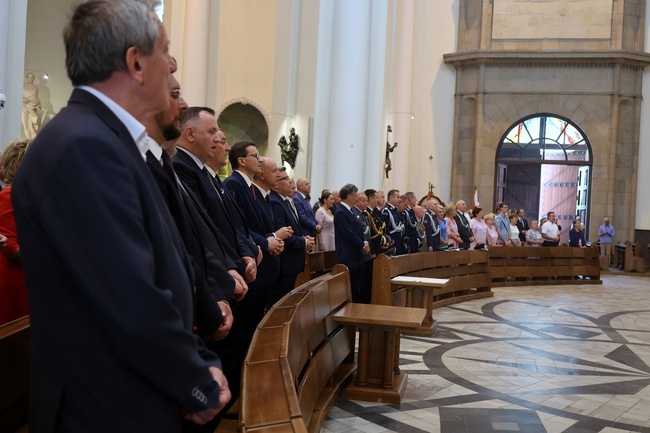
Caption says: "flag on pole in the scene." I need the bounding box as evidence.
[472,189,480,209]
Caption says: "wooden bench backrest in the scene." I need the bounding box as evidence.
[372,250,492,306]
[0,316,30,433]
[294,251,339,287]
[489,245,601,284]
[241,265,354,433]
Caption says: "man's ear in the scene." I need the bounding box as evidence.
[184,125,194,142]
[125,46,145,84]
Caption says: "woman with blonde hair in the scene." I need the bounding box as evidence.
[0,138,31,325]
[444,203,461,249]
[484,213,500,247]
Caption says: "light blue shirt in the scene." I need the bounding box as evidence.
[495,213,510,243]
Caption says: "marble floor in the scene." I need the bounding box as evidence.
[322,271,650,433]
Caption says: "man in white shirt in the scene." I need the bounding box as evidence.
[541,211,560,246]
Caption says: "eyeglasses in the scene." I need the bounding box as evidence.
[244,153,261,159]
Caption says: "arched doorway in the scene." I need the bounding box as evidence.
[495,114,593,244]
[216,100,270,176]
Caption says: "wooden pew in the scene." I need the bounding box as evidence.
[488,245,601,286]
[614,242,640,272]
[240,265,356,433]
[294,250,338,287]
[371,250,493,334]
[0,317,30,433]
[239,264,426,432]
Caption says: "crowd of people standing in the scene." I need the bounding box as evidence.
[0,1,618,431]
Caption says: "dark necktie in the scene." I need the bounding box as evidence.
[160,151,182,200]
[250,183,256,199]
[203,167,224,206]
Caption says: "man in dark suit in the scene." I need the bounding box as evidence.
[335,184,370,302]
[294,177,321,236]
[516,208,529,243]
[403,192,420,253]
[143,74,239,343]
[172,107,259,280]
[424,199,442,251]
[172,109,264,402]
[268,169,315,307]
[224,144,290,324]
[11,2,229,431]
[351,192,373,303]
[455,199,475,250]
[382,189,405,255]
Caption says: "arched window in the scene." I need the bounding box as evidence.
[498,115,589,163]
[495,114,593,242]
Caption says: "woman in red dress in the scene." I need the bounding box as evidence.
[0,138,31,325]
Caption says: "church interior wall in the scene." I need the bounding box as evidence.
[2,0,650,252]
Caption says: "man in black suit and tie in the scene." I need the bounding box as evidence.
[173,107,259,281]
[335,184,371,302]
[455,199,475,250]
[516,208,529,243]
[12,1,229,431]
[268,169,315,307]
[143,74,239,343]
[224,144,292,325]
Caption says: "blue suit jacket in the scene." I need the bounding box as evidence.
[293,192,317,235]
[223,172,280,285]
[12,88,223,433]
[334,204,365,264]
[269,192,306,276]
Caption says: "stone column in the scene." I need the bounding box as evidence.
[324,0,373,189]
[0,0,28,146]
[179,0,211,107]
[387,0,415,192]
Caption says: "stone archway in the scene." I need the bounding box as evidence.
[495,114,593,243]
[216,98,270,175]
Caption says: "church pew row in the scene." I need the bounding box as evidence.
[293,250,338,288]
[488,245,601,286]
[239,265,356,433]
[371,250,493,333]
[0,317,30,433]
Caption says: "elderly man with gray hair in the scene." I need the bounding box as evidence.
[12,1,230,431]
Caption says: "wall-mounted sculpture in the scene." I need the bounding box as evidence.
[278,127,299,169]
[384,125,398,178]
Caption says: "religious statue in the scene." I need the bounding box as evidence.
[278,127,299,169]
[384,125,398,178]
[22,72,47,139]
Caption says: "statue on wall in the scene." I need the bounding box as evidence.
[278,127,299,169]
[384,125,398,179]
[22,72,47,139]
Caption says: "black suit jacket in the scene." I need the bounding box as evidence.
[173,149,257,260]
[455,211,474,249]
[517,217,529,243]
[146,151,225,336]
[224,172,280,285]
[12,88,223,433]
[269,192,306,276]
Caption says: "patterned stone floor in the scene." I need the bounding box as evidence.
[321,271,650,433]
